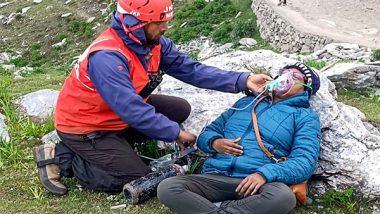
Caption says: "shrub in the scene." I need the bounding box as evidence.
[372,49,380,61]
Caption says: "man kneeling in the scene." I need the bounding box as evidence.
[157,62,321,214]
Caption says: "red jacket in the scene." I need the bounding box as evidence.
[55,28,161,134]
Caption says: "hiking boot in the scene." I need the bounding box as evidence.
[32,144,67,195]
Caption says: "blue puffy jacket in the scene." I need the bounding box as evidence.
[197,91,321,185]
[87,12,250,142]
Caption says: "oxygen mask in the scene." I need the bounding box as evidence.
[265,70,309,97]
[265,71,295,96]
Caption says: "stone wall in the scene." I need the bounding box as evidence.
[252,0,333,53]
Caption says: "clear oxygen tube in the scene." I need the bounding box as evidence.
[229,72,295,111]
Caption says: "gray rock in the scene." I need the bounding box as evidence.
[323,63,380,88]
[14,66,34,76]
[238,38,257,47]
[0,113,10,143]
[0,2,11,8]
[86,17,95,23]
[15,89,59,121]
[21,7,31,14]
[61,13,72,18]
[2,64,15,71]
[300,45,312,54]
[52,38,67,48]
[158,50,380,198]
[0,52,11,64]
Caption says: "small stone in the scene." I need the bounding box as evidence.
[86,17,95,23]
[52,38,67,48]
[2,64,15,71]
[0,2,11,8]
[33,0,43,3]
[14,75,24,80]
[239,38,257,47]
[21,7,31,14]
[61,13,72,18]
[110,204,126,210]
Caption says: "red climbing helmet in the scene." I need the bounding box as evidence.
[117,0,174,22]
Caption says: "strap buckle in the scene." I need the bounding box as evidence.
[271,156,280,163]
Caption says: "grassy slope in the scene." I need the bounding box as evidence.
[0,0,379,213]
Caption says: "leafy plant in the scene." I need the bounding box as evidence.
[371,49,380,61]
[322,188,361,214]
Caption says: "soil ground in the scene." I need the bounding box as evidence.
[267,0,380,49]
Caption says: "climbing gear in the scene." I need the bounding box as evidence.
[32,144,67,195]
[251,96,308,205]
[123,164,185,204]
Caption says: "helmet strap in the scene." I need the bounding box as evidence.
[119,14,148,45]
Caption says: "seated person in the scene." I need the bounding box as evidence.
[157,62,321,214]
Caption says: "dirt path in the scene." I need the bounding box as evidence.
[267,0,380,49]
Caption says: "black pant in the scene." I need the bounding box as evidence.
[55,94,191,193]
[157,174,296,214]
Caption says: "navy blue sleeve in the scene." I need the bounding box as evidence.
[88,51,180,141]
[159,37,250,93]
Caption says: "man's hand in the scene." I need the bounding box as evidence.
[176,130,196,151]
[212,138,243,155]
[235,173,266,197]
[246,74,272,93]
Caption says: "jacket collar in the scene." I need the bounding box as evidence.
[111,12,152,55]
[270,91,310,108]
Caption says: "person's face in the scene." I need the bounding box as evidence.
[274,68,306,100]
[144,21,169,45]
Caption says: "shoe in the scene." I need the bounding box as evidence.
[32,144,67,195]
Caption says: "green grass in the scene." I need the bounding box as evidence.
[304,60,327,70]
[168,0,270,49]
[337,88,380,126]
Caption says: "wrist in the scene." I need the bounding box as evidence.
[211,139,219,150]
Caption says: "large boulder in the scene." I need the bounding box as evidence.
[157,50,380,198]
[323,63,380,88]
[15,89,59,121]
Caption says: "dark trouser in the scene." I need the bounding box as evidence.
[54,94,191,193]
[157,174,296,214]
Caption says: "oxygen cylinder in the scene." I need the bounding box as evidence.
[123,164,185,204]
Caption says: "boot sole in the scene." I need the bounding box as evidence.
[33,146,67,195]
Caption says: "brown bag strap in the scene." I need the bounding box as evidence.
[251,96,287,163]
